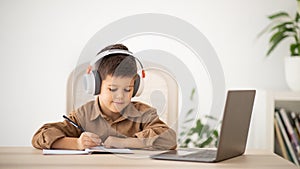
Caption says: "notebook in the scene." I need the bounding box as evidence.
[151,90,256,162]
[43,146,133,155]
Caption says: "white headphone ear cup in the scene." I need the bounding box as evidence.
[83,70,101,95]
[93,70,101,95]
[134,75,144,97]
[83,72,95,94]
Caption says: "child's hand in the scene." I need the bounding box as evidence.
[103,136,147,149]
[103,136,124,148]
[77,132,102,150]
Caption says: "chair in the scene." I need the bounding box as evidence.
[131,67,179,133]
[66,63,95,113]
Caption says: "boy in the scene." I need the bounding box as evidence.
[32,44,177,150]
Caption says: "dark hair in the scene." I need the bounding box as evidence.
[96,44,137,80]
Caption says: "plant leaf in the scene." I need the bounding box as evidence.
[184,138,191,145]
[269,30,285,43]
[183,118,194,123]
[296,12,300,22]
[267,34,288,56]
[199,137,213,148]
[179,131,186,136]
[205,115,218,121]
[190,88,196,100]
[291,43,300,56]
[270,21,294,32]
[212,130,219,138]
[185,108,194,117]
[268,11,290,19]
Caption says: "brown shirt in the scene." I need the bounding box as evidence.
[32,97,177,150]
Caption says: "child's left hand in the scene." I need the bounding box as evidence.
[103,136,147,149]
[103,136,124,148]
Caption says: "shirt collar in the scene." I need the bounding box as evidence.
[121,102,143,118]
[89,97,102,121]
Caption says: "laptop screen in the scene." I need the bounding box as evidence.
[215,90,256,161]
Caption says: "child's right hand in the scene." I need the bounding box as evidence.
[77,132,102,150]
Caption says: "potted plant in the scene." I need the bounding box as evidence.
[259,0,300,91]
[178,88,220,148]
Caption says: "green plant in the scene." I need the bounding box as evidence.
[179,116,219,148]
[178,88,220,148]
[258,0,300,56]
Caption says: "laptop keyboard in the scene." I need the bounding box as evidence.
[182,149,217,159]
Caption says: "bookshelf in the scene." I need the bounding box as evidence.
[266,91,300,166]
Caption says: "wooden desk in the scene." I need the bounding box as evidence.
[0,147,297,169]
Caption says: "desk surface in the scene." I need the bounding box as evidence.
[0,147,297,169]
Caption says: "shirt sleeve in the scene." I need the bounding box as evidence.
[31,111,82,149]
[134,108,177,150]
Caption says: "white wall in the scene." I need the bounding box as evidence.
[0,0,297,147]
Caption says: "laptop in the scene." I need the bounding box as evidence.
[151,90,256,163]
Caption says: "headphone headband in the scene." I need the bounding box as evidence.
[84,48,145,96]
[90,49,134,66]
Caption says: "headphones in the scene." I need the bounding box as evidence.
[83,49,145,97]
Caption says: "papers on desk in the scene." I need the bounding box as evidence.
[43,146,133,155]
[43,149,88,155]
[86,146,133,154]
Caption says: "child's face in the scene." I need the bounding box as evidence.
[99,75,135,114]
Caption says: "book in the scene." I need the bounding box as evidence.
[43,149,88,155]
[274,117,290,160]
[278,108,300,161]
[275,111,299,166]
[43,146,133,155]
[291,112,300,140]
[86,146,133,154]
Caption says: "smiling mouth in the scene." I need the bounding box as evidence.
[113,101,125,104]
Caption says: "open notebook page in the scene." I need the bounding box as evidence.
[43,146,133,155]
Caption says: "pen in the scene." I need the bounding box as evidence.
[63,115,86,132]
